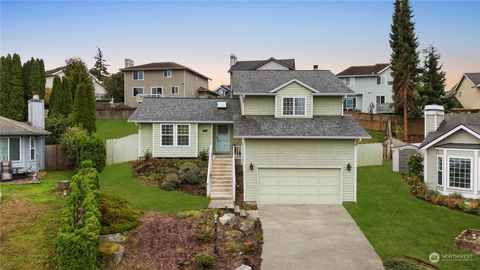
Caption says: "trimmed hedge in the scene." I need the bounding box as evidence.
[78,133,106,172]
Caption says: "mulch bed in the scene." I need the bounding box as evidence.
[119,210,263,270]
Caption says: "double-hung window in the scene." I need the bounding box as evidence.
[171,86,180,95]
[0,137,21,161]
[437,156,443,186]
[343,97,356,109]
[448,157,471,189]
[345,77,355,86]
[376,96,386,104]
[282,97,306,116]
[133,87,144,96]
[30,137,36,161]
[161,124,190,146]
[163,69,172,78]
[177,125,189,146]
[132,70,144,80]
[161,125,174,146]
[151,87,163,95]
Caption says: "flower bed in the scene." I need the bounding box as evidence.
[454,229,480,254]
[404,175,480,216]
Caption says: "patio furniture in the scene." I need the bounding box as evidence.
[1,161,13,181]
[12,168,29,179]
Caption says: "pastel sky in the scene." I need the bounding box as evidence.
[1,0,479,90]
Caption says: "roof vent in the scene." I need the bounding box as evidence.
[313,65,318,70]
[217,101,228,109]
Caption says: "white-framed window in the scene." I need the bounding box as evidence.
[345,77,355,86]
[163,69,172,78]
[448,157,472,189]
[132,87,144,96]
[376,96,386,104]
[377,75,387,85]
[30,137,35,161]
[132,70,144,80]
[177,125,189,146]
[343,97,356,109]
[0,137,21,161]
[282,97,306,116]
[437,156,443,186]
[161,124,174,146]
[151,87,163,95]
[171,86,180,95]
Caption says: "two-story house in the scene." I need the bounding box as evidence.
[452,72,480,109]
[128,69,369,208]
[45,66,107,99]
[336,63,393,114]
[120,59,211,107]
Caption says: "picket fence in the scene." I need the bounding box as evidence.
[358,143,383,167]
[106,134,138,165]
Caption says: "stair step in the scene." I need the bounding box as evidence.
[208,199,234,209]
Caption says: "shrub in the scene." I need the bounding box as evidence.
[196,228,212,243]
[178,162,201,184]
[99,192,140,234]
[144,149,152,160]
[383,258,418,270]
[193,253,216,270]
[176,210,202,219]
[79,159,94,169]
[77,133,106,172]
[159,173,180,191]
[60,126,89,161]
[450,192,464,199]
[45,114,74,144]
[225,241,238,253]
[199,150,208,161]
[407,153,423,177]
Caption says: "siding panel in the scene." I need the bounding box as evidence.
[140,123,152,156]
[198,124,212,153]
[244,96,275,115]
[313,96,343,115]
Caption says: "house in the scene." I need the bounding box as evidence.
[128,69,369,207]
[0,95,50,177]
[214,85,232,97]
[45,66,107,100]
[197,87,220,99]
[336,63,393,114]
[419,105,480,199]
[120,59,211,107]
[452,72,480,109]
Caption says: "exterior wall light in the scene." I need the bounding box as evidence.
[347,163,352,171]
[250,163,254,171]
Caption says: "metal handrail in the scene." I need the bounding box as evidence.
[206,145,213,196]
[232,146,236,201]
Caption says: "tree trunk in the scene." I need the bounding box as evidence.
[403,89,409,142]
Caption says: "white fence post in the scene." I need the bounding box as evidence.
[357,143,383,167]
[105,134,139,165]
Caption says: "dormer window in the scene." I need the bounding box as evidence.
[282,97,305,116]
[133,70,144,80]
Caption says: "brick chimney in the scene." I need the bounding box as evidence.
[125,58,134,68]
[230,54,237,67]
[424,104,444,137]
[28,94,45,129]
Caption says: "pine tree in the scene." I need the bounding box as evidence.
[418,46,446,108]
[28,60,43,98]
[64,57,93,100]
[38,59,46,98]
[84,83,97,132]
[62,77,73,116]
[9,54,26,121]
[49,76,63,116]
[0,55,11,118]
[22,58,32,104]
[73,83,87,129]
[89,48,109,82]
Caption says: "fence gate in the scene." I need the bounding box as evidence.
[45,145,73,170]
[357,143,383,167]
[106,134,138,165]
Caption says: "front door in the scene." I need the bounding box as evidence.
[216,125,229,153]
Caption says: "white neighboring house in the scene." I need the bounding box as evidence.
[45,66,107,100]
[336,63,393,114]
[214,84,232,97]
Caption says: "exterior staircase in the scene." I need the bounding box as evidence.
[208,155,235,209]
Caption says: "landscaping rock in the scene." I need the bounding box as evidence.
[239,209,246,217]
[246,210,259,221]
[101,233,126,243]
[219,213,236,226]
[226,229,243,241]
[98,242,124,268]
[236,264,252,270]
[58,180,70,196]
[240,219,255,233]
[234,205,240,214]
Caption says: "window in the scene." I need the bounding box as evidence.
[381,75,387,85]
[177,125,189,146]
[163,69,172,78]
[132,70,144,80]
[282,97,306,116]
[30,137,35,161]
[345,77,355,86]
[376,96,385,104]
[133,87,144,96]
[151,87,163,95]
[448,157,471,189]
[0,137,21,161]
[171,86,180,95]
[161,125,174,146]
[437,156,443,186]
[343,97,356,109]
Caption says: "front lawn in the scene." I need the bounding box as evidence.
[360,130,386,144]
[99,162,210,214]
[95,119,137,141]
[344,160,480,270]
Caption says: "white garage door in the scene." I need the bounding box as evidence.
[258,168,341,205]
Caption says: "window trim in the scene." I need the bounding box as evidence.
[160,124,174,146]
[376,95,386,104]
[132,87,144,97]
[447,156,473,191]
[151,86,163,95]
[159,124,190,147]
[176,124,190,146]
[163,69,172,78]
[132,70,144,81]
[436,155,443,187]
[30,137,35,161]
[0,137,22,162]
[171,85,180,95]
[281,97,306,116]
[344,97,356,109]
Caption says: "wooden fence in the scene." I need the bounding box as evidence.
[45,145,74,170]
[348,112,424,137]
[358,143,383,167]
[106,134,138,165]
[96,108,136,120]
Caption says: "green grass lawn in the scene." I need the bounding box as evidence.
[99,162,210,214]
[360,130,386,144]
[344,160,480,270]
[95,119,137,141]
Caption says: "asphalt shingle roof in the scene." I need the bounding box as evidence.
[45,66,64,76]
[233,115,369,138]
[0,116,51,136]
[232,70,354,95]
[337,63,390,77]
[229,58,295,72]
[128,98,240,122]
[465,72,480,86]
[120,62,211,80]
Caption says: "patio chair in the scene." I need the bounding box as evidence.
[1,161,13,181]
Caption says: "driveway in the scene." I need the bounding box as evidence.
[259,205,384,270]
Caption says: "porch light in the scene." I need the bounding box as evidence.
[347,163,352,171]
[249,163,254,171]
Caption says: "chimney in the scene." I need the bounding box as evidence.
[230,54,237,67]
[28,94,45,129]
[313,65,318,70]
[125,58,134,68]
[424,104,444,138]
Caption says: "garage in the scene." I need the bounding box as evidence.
[258,168,341,205]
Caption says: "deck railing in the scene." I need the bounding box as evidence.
[233,145,242,164]
[206,145,213,196]
[232,146,236,201]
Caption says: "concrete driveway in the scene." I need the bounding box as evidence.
[259,205,384,270]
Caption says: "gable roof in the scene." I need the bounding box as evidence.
[419,113,480,149]
[229,58,295,72]
[0,116,50,136]
[336,63,390,77]
[465,72,480,86]
[45,66,65,76]
[197,87,219,96]
[232,70,354,95]
[128,98,240,123]
[120,62,211,80]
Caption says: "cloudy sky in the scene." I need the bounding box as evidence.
[2,0,479,89]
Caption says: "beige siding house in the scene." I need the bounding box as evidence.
[419,105,480,199]
[121,59,211,107]
[128,68,369,207]
[452,72,480,109]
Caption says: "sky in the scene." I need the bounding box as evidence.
[1,0,479,90]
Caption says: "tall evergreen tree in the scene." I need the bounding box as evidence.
[89,48,109,81]
[62,77,73,116]
[38,59,46,98]
[84,83,97,132]
[418,45,446,107]
[104,72,124,102]
[73,83,87,129]
[27,60,43,98]
[49,76,63,116]
[22,58,32,104]
[0,55,11,118]
[9,54,26,121]
[64,57,93,100]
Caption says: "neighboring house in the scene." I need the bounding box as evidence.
[128,69,369,207]
[120,59,211,107]
[452,72,480,109]
[215,84,232,97]
[197,87,220,98]
[336,63,393,114]
[45,66,107,100]
[419,105,480,199]
[0,95,50,174]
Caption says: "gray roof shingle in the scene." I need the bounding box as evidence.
[0,116,51,136]
[336,63,390,77]
[233,115,369,138]
[232,70,354,95]
[465,72,480,86]
[229,58,295,72]
[128,98,240,122]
